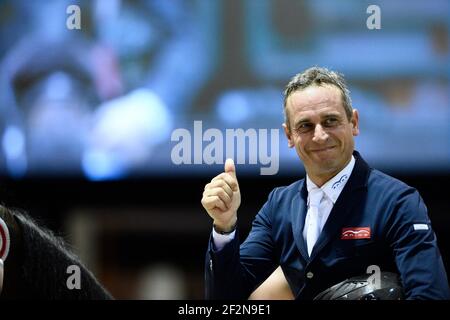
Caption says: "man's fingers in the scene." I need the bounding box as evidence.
[204,187,232,207]
[206,180,233,198]
[211,173,239,192]
[202,196,228,211]
[202,160,240,214]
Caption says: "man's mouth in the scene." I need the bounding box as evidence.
[310,146,335,152]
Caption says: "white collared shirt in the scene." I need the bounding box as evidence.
[302,155,356,248]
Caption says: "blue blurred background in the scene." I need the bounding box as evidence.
[0,0,448,299]
[0,0,448,179]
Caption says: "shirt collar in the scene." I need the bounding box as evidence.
[306,155,356,204]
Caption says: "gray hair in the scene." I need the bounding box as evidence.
[283,67,353,127]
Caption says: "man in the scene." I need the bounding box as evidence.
[201,67,450,300]
[0,205,112,299]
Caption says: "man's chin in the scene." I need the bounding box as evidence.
[309,155,341,174]
[309,152,353,177]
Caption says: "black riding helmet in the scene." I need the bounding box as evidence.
[314,272,404,300]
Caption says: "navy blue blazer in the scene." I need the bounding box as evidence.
[205,151,450,300]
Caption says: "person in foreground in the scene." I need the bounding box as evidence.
[201,66,450,300]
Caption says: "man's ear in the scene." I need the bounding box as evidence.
[283,123,295,148]
[351,109,360,136]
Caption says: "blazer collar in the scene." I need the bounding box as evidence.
[298,150,370,193]
[306,155,355,205]
[292,150,372,262]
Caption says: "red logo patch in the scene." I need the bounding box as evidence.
[341,227,371,240]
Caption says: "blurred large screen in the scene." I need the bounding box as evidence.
[0,0,448,180]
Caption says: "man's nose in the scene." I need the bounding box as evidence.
[312,124,328,143]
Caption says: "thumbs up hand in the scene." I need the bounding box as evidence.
[201,159,241,233]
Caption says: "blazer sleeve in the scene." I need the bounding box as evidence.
[205,189,279,300]
[385,188,450,300]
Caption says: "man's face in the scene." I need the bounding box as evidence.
[283,84,359,184]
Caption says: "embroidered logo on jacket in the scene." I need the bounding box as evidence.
[332,174,348,190]
[341,227,371,239]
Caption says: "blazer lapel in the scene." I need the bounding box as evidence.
[309,151,371,261]
[291,179,310,262]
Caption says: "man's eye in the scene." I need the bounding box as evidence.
[324,118,338,126]
[297,123,312,132]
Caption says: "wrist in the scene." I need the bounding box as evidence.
[213,221,237,235]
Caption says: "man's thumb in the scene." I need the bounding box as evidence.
[224,158,236,178]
